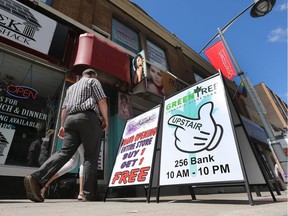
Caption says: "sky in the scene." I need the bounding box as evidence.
[131,0,288,103]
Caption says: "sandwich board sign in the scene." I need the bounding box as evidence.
[159,73,245,185]
[107,105,161,190]
[157,73,276,205]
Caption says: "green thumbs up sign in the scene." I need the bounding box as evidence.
[168,102,223,153]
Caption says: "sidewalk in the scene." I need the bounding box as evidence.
[0,191,287,216]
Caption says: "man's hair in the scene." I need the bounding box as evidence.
[82,69,97,77]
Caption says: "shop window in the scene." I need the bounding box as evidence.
[40,0,52,5]
[111,19,140,54]
[0,52,65,167]
[194,73,204,82]
[146,40,168,71]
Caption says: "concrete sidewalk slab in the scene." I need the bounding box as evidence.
[0,192,287,216]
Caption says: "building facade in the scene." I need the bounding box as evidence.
[242,81,287,185]
[254,83,287,132]
[243,82,288,148]
[0,0,279,198]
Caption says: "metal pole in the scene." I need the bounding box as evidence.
[199,3,254,54]
[217,29,274,139]
[217,28,287,181]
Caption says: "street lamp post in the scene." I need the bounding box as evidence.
[199,0,287,182]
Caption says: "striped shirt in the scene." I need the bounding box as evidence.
[62,77,106,119]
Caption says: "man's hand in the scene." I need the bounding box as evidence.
[57,127,65,139]
[98,98,109,132]
[101,119,108,131]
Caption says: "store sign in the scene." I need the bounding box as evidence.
[0,95,47,128]
[0,0,57,54]
[160,74,244,186]
[112,19,139,54]
[147,41,167,71]
[161,71,187,97]
[6,84,38,99]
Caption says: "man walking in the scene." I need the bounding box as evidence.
[24,68,108,202]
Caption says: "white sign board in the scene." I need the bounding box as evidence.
[109,106,160,187]
[0,0,57,54]
[159,74,244,186]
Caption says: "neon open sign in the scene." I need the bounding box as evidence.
[6,84,38,99]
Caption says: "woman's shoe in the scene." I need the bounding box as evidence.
[77,194,83,201]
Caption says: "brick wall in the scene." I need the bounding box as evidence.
[255,83,287,129]
[51,0,94,27]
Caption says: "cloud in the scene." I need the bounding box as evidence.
[268,27,288,43]
[278,2,288,11]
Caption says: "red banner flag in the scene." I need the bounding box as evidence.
[204,40,237,80]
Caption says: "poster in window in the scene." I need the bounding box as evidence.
[118,93,133,120]
[146,41,167,71]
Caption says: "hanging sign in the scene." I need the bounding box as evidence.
[159,73,244,186]
[108,106,161,187]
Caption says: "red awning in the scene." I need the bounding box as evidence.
[73,33,131,83]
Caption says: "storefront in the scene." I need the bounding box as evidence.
[0,0,75,180]
[0,3,138,196]
[0,50,65,172]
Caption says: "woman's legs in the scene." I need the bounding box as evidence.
[77,176,83,200]
[40,146,81,199]
[77,145,84,200]
[40,173,60,198]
